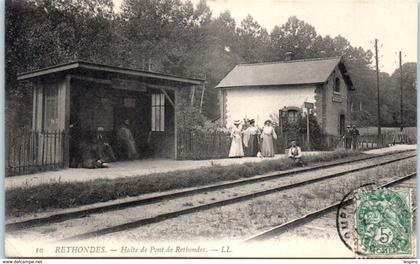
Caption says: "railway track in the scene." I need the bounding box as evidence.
[53,150,415,241]
[7,150,415,231]
[243,171,416,243]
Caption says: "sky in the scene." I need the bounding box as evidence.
[113,0,417,74]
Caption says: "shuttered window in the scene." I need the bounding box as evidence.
[151,93,165,131]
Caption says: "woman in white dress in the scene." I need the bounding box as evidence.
[261,120,277,157]
[228,120,244,158]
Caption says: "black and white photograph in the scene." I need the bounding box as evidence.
[3,0,418,258]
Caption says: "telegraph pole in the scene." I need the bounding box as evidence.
[399,51,404,131]
[375,39,381,137]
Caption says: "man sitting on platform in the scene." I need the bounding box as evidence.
[94,127,116,163]
[288,140,305,167]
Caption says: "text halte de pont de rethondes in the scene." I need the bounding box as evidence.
[54,245,207,254]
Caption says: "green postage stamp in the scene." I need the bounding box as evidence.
[354,187,414,257]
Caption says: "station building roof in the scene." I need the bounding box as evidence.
[17,60,205,87]
[215,56,353,89]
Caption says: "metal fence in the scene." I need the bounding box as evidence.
[6,129,66,176]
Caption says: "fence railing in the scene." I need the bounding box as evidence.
[6,129,66,176]
[176,129,414,160]
[357,133,411,150]
[177,129,342,160]
[6,128,413,173]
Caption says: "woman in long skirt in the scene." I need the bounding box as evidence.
[229,120,244,158]
[243,119,260,156]
[261,120,277,157]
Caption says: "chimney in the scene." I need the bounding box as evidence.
[284,51,294,61]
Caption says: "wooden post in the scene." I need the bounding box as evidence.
[279,109,284,151]
[304,102,314,150]
[199,84,205,113]
[190,86,196,106]
[174,89,178,159]
[306,111,310,150]
[63,75,71,168]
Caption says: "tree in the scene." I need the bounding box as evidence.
[389,62,417,127]
[236,15,270,63]
[270,16,318,60]
[6,2,415,131]
[6,0,116,131]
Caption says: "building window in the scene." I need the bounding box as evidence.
[43,86,59,131]
[288,110,298,122]
[151,93,165,131]
[334,77,341,93]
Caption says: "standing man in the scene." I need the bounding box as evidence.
[351,125,360,150]
[343,125,352,149]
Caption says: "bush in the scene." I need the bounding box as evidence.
[277,113,325,150]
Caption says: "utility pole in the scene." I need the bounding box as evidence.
[375,39,381,137]
[399,51,404,131]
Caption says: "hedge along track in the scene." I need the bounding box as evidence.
[56,151,416,241]
[242,172,416,243]
[6,150,415,232]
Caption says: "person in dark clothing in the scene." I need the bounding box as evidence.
[351,125,360,150]
[243,119,260,157]
[79,135,108,169]
[94,127,116,163]
[343,125,352,149]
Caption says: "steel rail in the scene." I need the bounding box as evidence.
[243,172,416,243]
[7,150,415,231]
[59,153,416,241]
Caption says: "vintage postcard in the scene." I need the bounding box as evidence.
[4,0,417,259]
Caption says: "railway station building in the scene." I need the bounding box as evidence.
[17,61,205,169]
[216,56,354,137]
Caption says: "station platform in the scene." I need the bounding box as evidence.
[5,144,416,190]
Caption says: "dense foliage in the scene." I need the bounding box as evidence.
[6,0,417,133]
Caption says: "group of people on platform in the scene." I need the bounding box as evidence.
[343,125,360,150]
[228,119,278,158]
[70,119,139,169]
[229,118,305,166]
